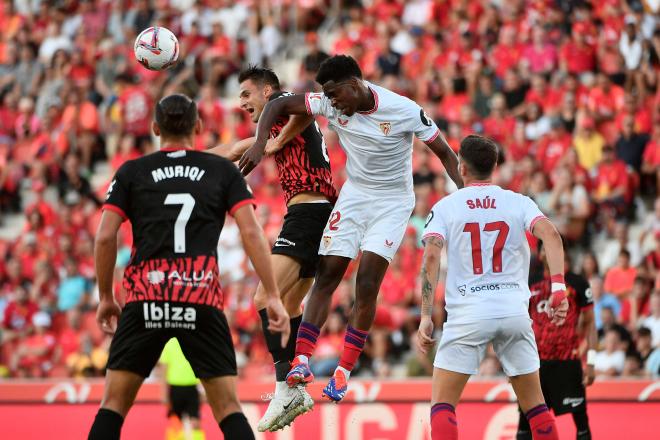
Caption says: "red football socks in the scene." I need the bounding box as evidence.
[526,404,559,440]
[338,326,369,371]
[295,321,320,359]
[431,403,458,440]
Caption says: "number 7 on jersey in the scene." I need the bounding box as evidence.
[164,193,195,253]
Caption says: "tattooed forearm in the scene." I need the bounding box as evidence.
[420,236,444,317]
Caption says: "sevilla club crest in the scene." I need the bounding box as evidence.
[379,122,391,135]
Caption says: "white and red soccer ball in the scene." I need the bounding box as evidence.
[134,26,179,71]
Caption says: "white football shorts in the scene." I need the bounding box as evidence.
[434,315,540,377]
[318,180,415,262]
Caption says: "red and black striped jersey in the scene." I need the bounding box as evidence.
[269,91,337,204]
[528,272,594,360]
[103,148,254,310]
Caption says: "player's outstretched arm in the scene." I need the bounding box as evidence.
[233,205,290,347]
[425,133,464,189]
[94,210,123,335]
[239,94,309,175]
[532,218,569,325]
[264,114,315,156]
[208,137,255,162]
[417,235,445,354]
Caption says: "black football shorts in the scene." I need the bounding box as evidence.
[169,385,201,420]
[539,359,587,415]
[107,302,236,379]
[272,202,333,278]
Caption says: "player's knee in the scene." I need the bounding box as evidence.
[355,275,380,300]
[100,394,132,417]
[283,293,302,316]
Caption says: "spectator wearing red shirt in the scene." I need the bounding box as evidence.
[642,121,660,194]
[525,74,562,115]
[489,25,523,79]
[536,119,572,175]
[588,73,625,143]
[482,93,516,145]
[10,311,57,377]
[619,277,652,327]
[603,250,638,298]
[115,73,153,148]
[592,145,629,217]
[615,93,652,135]
[522,27,557,75]
[2,283,38,339]
[559,22,596,76]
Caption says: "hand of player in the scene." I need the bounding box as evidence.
[266,296,290,348]
[583,364,595,387]
[238,140,266,175]
[96,298,122,335]
[417,316,436,354]
[264,137,284,156]
[548,291,569,326]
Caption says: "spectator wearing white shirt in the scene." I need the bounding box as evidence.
[640,293,660,347]
[619,16,643,71]
[594,329,626,377]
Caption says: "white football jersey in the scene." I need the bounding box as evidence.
[423,184,546,324]
[305,81,440,194]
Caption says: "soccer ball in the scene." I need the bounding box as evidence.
[134,26,179,71]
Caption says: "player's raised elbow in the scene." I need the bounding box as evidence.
[532,218,562,244]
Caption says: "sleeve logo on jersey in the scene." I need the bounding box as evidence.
[420,109,433,127]
[379,122,391,135]
[425,210,434,228]
[105,179,117,200]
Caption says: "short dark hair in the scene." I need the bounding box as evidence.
[638,327,652,338]
[620,249,631,259]
[459,135,499,179]
[155,94,198,137]
[237,65,280,89]
[316,55,363,85]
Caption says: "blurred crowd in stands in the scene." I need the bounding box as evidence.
[0,0,659,381]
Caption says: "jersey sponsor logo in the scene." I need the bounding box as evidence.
[420,109,433,127]
[105,179,117,200]
[147,270,166,284]
[562,397,585,408]
[275,237,296,247]
[379,122,391,136]
[466,197,497,210]
[151,166,206,183]
[469,282,520,293]
[458,285,467,296]
[142,302,197,330]
[385,239,394,248]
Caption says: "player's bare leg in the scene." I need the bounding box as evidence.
[200,376,254,439]
[429,367,470,440]
[509,371,559,440]
[88,369,144,439]
[253,254,313,431]
[286,255,351,388]
[323,252,389,402]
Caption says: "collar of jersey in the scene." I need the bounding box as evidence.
[357,86,379,115]
[160,146,193,152]
[467,182,493,187]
